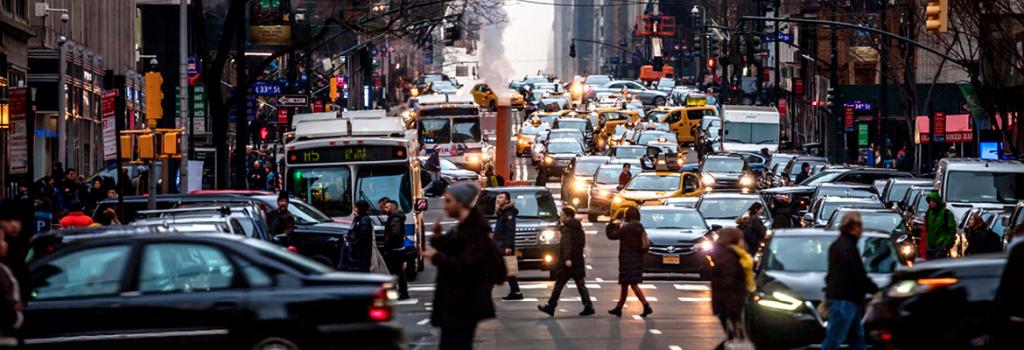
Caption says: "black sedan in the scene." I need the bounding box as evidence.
[864,253,1007,349]
[639,206,713,276]
[746,228,900,350]
[23,233,402,349]
[538,139,586,181]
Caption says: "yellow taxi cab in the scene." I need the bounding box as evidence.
[515,117,551,155]
[510,90,526,108]
[610,170,703,218]
[595,109,641,150]
[471,83,497,109]
[531,110,571,126]
[644,105,718,145]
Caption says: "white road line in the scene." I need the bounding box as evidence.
[639,284,657,289]
[585,230,598,235]
[585,264,594,270]
[394,298,419,305]
[503,298,540,302]
[595,277,605,282]
[614,297,658,302]
[558,308,568,313]
[678,297,711,302]
[669,346,683,350]
[425,306,433,311]
[424,302,432,306]
[632,315,643,320]
[519,283,550,290]
[582,222,594,227]
[649,329,662,335]
[409,286,435,292]
[416,318,431,326]
[567,283,601,289]
[559,297,598,302]
[673,284,710,291]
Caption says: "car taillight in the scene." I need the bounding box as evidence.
[369,284,394,321]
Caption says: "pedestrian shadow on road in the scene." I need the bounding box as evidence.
[536,316,570,346]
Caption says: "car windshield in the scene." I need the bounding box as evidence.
[547,142,583,154]
[697,197,760,219]
[723,122,780,145]
[768,155,795,172]
[356,165,413,214]
[820,201,883,222]
[638,132,673,145]
[885,182,924,203]
[478,191,558,219]
[703,158,746,173]
[626,174,680,191]
[763,235,898,273]
[557,120,589,133]
[586,75,611,85]
[245,239,335,275]
[612,147,646,158]
[830,211,902,232]
[945,171,1024,204]
[800,170,845,186]
[289,166,352,217]
[641,210,707,230]
[603,112,631,121]
[595,167,640,184]
[645,111,669,123]
[521,124,549,135]
[575,160,606,176]
[452,118,481,143]
[419,119,451,144]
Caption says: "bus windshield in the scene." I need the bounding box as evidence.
[357,165,413,214]
[724,122,780,145]
[452,118,481,143]
[419,119,451,144]
[289,167,353,218]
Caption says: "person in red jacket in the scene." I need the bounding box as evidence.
[617,163,633,189]
[58,201,94,228]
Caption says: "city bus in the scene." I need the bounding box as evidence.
[414,94,490,171]
[285,112,426,277]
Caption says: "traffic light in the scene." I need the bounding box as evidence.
[443,25,461,46]
[161,132,180,156]
[825,88,837,108]
[260,127,270,141]
[329,76,339,103]
[707,57,716,68]
[144,71,164,128]
[692,35,702,53]
[569,41,576,58]
[925,0,948,33]
[119,135,133,161]
[138,133,155,160]
[708,34,720,57]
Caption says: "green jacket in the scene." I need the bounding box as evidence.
[925,206,957,248]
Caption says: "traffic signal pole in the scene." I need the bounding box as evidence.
[178,0,189,192]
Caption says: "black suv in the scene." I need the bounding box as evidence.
[477,187,561,279]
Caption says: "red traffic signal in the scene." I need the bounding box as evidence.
[706,58,716,68]
[260,127,269,140]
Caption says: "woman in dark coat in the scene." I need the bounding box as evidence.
[606,207,652,317]
[708,227,755,345]
[345,200,374,272]
[738,203,768,254]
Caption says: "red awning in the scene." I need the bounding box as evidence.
[916,114,972,144]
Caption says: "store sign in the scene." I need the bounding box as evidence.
[933,111,946,142]
[250,25,292,46]
[8,88,28,174]
[843,106,855,133]
[102,90,118,161]
[858,123,869,147]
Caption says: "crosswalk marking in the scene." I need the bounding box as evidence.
[409,286,435,292]
[582,222,594,227]
[678,297,711,302]
[649,329,662,335]
[560,297,598,302]
[632,315,643,320]
[417,318,431,326]
[673,284,710,291]
[567,283,601,289]
[585,230,598,235]
[394,298,419,305]
[519,283,550,289]
[614,297,658,302]
[639,284,657,289]
[669,346,683,350]
[502,298,539,302]
[585,264,594,270]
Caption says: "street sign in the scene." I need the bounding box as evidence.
[858,123,869,147]
[933,111,946,142]
[102,90,118,161]
[843,106,855,133]
[277,94,309,106]
[253,80,284,96]
[277,108,288,124]
[187,56,199,78]
[7,88,28,174]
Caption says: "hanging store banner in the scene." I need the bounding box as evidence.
[102,90,119,161]
[7,87,28,174]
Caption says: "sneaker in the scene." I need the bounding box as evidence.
[579,306,595,316]
[537,304,555,316]
[502,293,524,301]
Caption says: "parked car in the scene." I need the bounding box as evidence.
[22,233,402,349]
[476,187,561,279]
[746,228,900,349]
[864,253,1007,349]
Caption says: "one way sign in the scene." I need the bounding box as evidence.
[277,94,309,106]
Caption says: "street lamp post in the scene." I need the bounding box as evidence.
[691,5,706,85]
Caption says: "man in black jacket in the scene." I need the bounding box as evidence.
[493,192,523,300]
[821,212,878,350]
[382,200,409,300]
[538,207,595,317]
[423,182,505,350]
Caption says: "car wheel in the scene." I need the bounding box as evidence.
[250,337,301,350]
[588,213,598,222]
[653,97,666,106]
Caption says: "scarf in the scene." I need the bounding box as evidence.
[729,245,755,292]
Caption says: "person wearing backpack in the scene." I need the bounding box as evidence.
[423,182,506,350]
[606,207,653,318]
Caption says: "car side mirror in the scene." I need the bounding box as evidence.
[803,213,814,222]
[415,198,429,212]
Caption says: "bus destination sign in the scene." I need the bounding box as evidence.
[288,145,406,164]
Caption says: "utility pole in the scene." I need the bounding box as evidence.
[830,5,842,163]
[178,0,189,192]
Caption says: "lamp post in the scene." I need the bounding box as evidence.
[691,5,706,85]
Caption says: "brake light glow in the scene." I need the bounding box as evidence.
[916,277,957,286]
[369,285,394,321]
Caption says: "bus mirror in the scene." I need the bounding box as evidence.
[415,198,429,212]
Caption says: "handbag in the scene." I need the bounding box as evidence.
[369,232,390,275]
[640,230,652,252]
[503,255,519,277]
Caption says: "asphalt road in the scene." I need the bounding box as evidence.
[401,146,723,349]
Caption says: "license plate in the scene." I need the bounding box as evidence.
[663,255,680,264]
[515,250,523,257]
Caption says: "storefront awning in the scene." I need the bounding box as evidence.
[915,114,972,144]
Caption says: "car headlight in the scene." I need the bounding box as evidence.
[595,188,610,198]
[544,156,554,164]
[756,291,803,311]
[887,278,958,298]
[539,229,559,244]
[701,174,716,186]
[613,196,624,204]
[739,175,754,187]
[574,180,588,192]
[697,239,714,252]
[898,242,916,258]
[467,154,480,163]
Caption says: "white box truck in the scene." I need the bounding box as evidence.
[719,105,781,153]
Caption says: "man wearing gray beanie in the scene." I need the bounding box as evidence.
[423,181,506,349]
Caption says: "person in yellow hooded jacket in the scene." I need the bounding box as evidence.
[708,227,755,345]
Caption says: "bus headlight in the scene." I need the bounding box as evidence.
[467,154,480,164]
[702,174,716,186]
[540,229,559,244]
[740,175,754,187]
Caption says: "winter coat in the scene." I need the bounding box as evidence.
[430,212,506,328]
[0,264,21,346]
[382,213,406,251]
[709,244,753,320]
[493,205,518,251]
[59,211,94,228]
[965,226,1003,255]
[556,218,587,279]
[737,214,767,254]
[268,207,295,237]
[925,203,957,249]
[607,221,646,284]
[825,231,879,302]
[346,214,374,271]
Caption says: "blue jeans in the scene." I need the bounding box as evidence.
[821,300,866,350]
